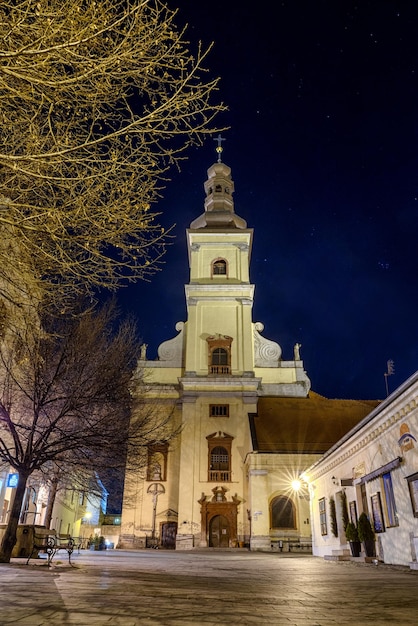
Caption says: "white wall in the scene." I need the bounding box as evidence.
[306,372,418,566]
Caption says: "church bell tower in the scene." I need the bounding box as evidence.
[121,139,311,551]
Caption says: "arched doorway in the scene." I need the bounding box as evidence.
[209,515,230,547]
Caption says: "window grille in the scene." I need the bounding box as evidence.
[210,404,229,417]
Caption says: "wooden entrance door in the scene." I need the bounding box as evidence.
[161,522,177,549]
[209,515,230,547]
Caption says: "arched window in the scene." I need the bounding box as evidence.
[206,335,232,375]
[213,259,227,275]
[270,495,296,529]
[207,432,233,482]
[211,445,229,471]
[211,258,228,278]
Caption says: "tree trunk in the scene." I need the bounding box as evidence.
[44,478,59,529]
[0,473,29,563]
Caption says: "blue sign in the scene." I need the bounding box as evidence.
[7,473,19,488]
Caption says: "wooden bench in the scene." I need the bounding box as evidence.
[54,534,76,563]
[26,531,75,566]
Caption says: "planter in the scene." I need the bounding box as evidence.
[349,541,362,557]
[363,539,376,557]
[357,513,375,557]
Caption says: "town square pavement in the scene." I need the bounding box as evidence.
[0,549,417,625]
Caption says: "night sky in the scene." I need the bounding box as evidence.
[118,1,418,401]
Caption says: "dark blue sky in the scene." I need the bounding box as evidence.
[118,1,418,400]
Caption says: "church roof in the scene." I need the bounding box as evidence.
[249,392,381,454]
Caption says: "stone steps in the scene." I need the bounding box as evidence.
[324,548,352,562]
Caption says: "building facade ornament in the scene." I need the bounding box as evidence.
[253,322,282,367]
[157,322,185,365]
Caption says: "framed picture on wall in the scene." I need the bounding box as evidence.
[371,492,385,533]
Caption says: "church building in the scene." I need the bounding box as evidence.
[120,146,379,551]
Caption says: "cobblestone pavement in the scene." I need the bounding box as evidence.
[0,550,417,625]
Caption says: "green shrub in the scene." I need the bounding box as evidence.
[345,521,359,542]
[357,512,375,542]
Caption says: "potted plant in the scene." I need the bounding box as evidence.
[340,491,350,531]
[88,535,106,551]
[329,497,338,537]
[345,521,361,557]
[357,512,375,557]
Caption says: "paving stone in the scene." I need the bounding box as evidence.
[0,551,417,625]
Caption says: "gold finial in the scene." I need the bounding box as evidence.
[213,134,226,162]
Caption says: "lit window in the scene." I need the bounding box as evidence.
[319,498,327,535]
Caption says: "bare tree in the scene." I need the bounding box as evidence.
[0,0,226,305]
[0,300,175,562]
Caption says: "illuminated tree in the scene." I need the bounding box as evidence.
[0,300,175,563]
[0,0,225,306]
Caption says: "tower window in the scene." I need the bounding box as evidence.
[206,334,233,375]
[212,258,228,277]
[206,334,232,375]
[210,348,229,373]
[210,404,229,417]
[212,348,228,365]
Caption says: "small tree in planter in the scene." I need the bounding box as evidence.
[329,497,338,537]
[340,491,350,532]
[357,513,375,557]
[345,522,361,557]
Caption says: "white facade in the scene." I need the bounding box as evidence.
[305,371,418,568]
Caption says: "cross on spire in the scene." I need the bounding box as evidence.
[214,134,226,162]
